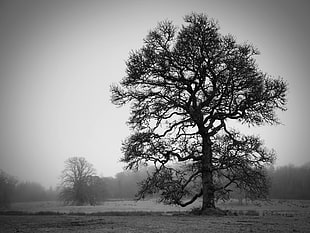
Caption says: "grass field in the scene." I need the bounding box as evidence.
[1,199,310,232]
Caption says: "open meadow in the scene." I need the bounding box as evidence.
[1,199,310,232]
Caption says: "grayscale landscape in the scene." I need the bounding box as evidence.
[1,0,310,232]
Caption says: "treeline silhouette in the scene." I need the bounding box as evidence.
[13,182,58,202]
[0,168,149,208]
[269,163,310,200]
[0,169,59,208]
[102,169,146,199]
[1,163,310,208]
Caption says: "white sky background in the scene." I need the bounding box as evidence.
[0,0,309,188]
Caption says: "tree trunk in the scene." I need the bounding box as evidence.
[201,135,215,211]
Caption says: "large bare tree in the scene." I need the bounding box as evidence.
[111,13,287,213]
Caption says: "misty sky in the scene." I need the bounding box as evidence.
[0,0,309,188]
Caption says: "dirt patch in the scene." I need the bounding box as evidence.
[1,214,310,233]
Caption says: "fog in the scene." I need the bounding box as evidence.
[1,163,310,207]
[0,0,309,188]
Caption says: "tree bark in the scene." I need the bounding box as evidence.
[201,135,215,211]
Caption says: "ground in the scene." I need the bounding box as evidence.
[1,214,310,232]
[1,199,310,232]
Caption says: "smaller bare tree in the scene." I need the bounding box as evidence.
[59,157,100,205]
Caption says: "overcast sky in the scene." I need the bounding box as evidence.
[0,0,309,188]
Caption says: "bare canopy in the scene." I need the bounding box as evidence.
[111,13,287,213]
[59,157,104,205]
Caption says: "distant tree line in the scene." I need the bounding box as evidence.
[269,163,310,200]
[0,170,17,208]
[103,163,310,201]
[13,182,58,203]
[1,163,310,208]
[102,168,148,200]
[0,169,58,209]
[0,165,149,208]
